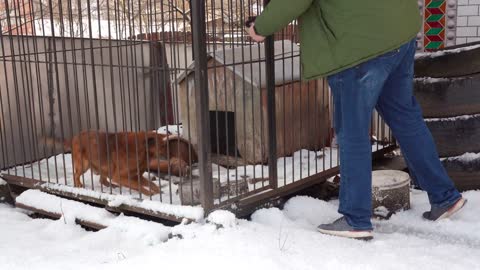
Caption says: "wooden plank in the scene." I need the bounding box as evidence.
[1,174,42,189]
[414,41,480,78]
[15,202,107,231]
[426,114,480,157]
[414,76,480,118]
[1,174,192,223]
[442,155,480,191]
[211,154,249,167]
[0,183,14,204]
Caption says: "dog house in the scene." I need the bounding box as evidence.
[177,40,331,164]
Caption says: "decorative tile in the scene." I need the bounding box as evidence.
[423,0,446,50]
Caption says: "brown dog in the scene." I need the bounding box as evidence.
[43,131,197,196]
[147,134,198,177]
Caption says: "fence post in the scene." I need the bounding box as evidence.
[191,0,214,213]
[264,0,278,189]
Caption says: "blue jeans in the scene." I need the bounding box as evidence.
[327,39,461,230]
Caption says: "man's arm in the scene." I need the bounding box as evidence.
[254,0,314,37]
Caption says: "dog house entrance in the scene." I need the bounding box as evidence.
[209,111,241,158]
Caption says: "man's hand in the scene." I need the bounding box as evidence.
[248,23,266,43]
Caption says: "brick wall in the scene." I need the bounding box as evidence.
[456,0,480,44]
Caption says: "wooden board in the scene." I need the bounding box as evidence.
[414,75,480,118]
[15,200,107,231]
[414,41,480,78]
[263,79,331,163]
[442,155,480,191]
[1,174,195,223]
[0,183,14,204]
[426,114,480,157]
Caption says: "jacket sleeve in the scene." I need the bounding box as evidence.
[254,0,314,36]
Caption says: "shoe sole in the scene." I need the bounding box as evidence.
[435,197,467,221]
[317,228,373,241]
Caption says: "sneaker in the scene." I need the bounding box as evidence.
[423,197,467,221]
[317,216,373,240]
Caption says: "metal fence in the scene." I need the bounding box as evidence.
[0,0,395,219]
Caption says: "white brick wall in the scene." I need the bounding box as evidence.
[456,0,480,45]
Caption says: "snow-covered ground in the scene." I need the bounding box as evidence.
[1,189,479,270]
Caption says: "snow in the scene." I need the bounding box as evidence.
[415,43,480,59]
[39,183,204,221]
[414,77,451,83]
[1,189,479,270]
[206,210,237,228]
[0,178,6,186]
[15,190,171,245]
[372,170,410,190]
[157,125,184,135]
[443,152,480,163]
[424,113,480,122]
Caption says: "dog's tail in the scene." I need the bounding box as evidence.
[40,136,72,152]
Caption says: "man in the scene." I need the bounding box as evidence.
[247,0,467,240]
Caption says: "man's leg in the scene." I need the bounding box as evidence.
[375,40,463,213]
[325,54,398,230]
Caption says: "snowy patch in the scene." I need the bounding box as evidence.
[157,125,183,135]
[373,206,390,218]
[15,189,171,245]
[372,170,410,190]
[43,183,204,221]
[424,113,480,122]
[443,152,480,163]
[0,178,6,186]
[1,189,479,270]
[415,44,480,59]
[282,196,339,228]
[414,77,452,83]
[118,197,204,221]
[207,210,237,228]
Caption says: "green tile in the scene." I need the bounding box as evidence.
[425,41,443,49]
[426,0,444,8]
[426,14,444,22]
[426,28,443,35]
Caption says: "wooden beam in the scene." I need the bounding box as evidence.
[1,174,192,223]
[15,202,107,231]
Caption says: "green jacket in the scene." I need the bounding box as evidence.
[254,0,422,80]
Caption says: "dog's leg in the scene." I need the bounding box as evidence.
[138,175,160,196]
[99,176,119,188]
[141,175,161,195]
[73,158,88,188]
[122,175,160,196]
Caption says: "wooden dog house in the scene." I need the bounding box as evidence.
[177,40,331,164]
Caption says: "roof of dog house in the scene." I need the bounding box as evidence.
[177,40,301,89]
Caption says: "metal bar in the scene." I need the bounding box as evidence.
[264,0,278,189]
[191,0,214,213]
[219,168,339,217]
